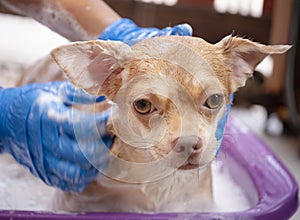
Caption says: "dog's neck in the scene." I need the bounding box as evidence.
[56,164,212,212]
[56,136,213,212]
[92,162,213,212]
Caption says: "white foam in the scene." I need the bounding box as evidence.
[212,160,252,211]
[0,13,67,64]
[0,153,251,212]
[0,154,55,211]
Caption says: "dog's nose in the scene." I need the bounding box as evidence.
[173,135,202,154]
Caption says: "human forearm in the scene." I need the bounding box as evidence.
[2,0,121,41]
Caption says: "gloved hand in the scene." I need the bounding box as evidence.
[99,18,193,46]
[0,82,113,192]
[215,94,233,156]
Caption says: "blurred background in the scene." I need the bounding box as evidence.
[0,0,299,218]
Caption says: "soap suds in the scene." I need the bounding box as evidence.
[0,153,252,212]
[0,154,55,211]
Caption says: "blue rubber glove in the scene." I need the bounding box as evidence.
[215,95,233,156]
[99,18,193,46]
[0,82,112,192]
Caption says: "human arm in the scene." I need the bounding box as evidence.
[2,0,120,41]
[2,0,192,43]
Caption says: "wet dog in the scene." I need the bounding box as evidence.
[50,36,290,212]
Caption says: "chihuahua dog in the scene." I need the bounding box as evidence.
[47,35,290,212]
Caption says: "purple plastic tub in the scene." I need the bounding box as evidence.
[0,116,298,220]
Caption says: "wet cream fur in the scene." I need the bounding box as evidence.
[50,35,290,212]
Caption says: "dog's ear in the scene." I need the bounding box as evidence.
[51,40,131,96]
[216,35,291,90]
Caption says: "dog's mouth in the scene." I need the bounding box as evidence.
[178,163,200,170]
[177,151,202,170]
[177,151,214,170]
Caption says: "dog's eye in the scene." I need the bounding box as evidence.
[204,94,223,109]
[133,99,154,115]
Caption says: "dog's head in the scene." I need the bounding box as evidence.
[51,36,289,181]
